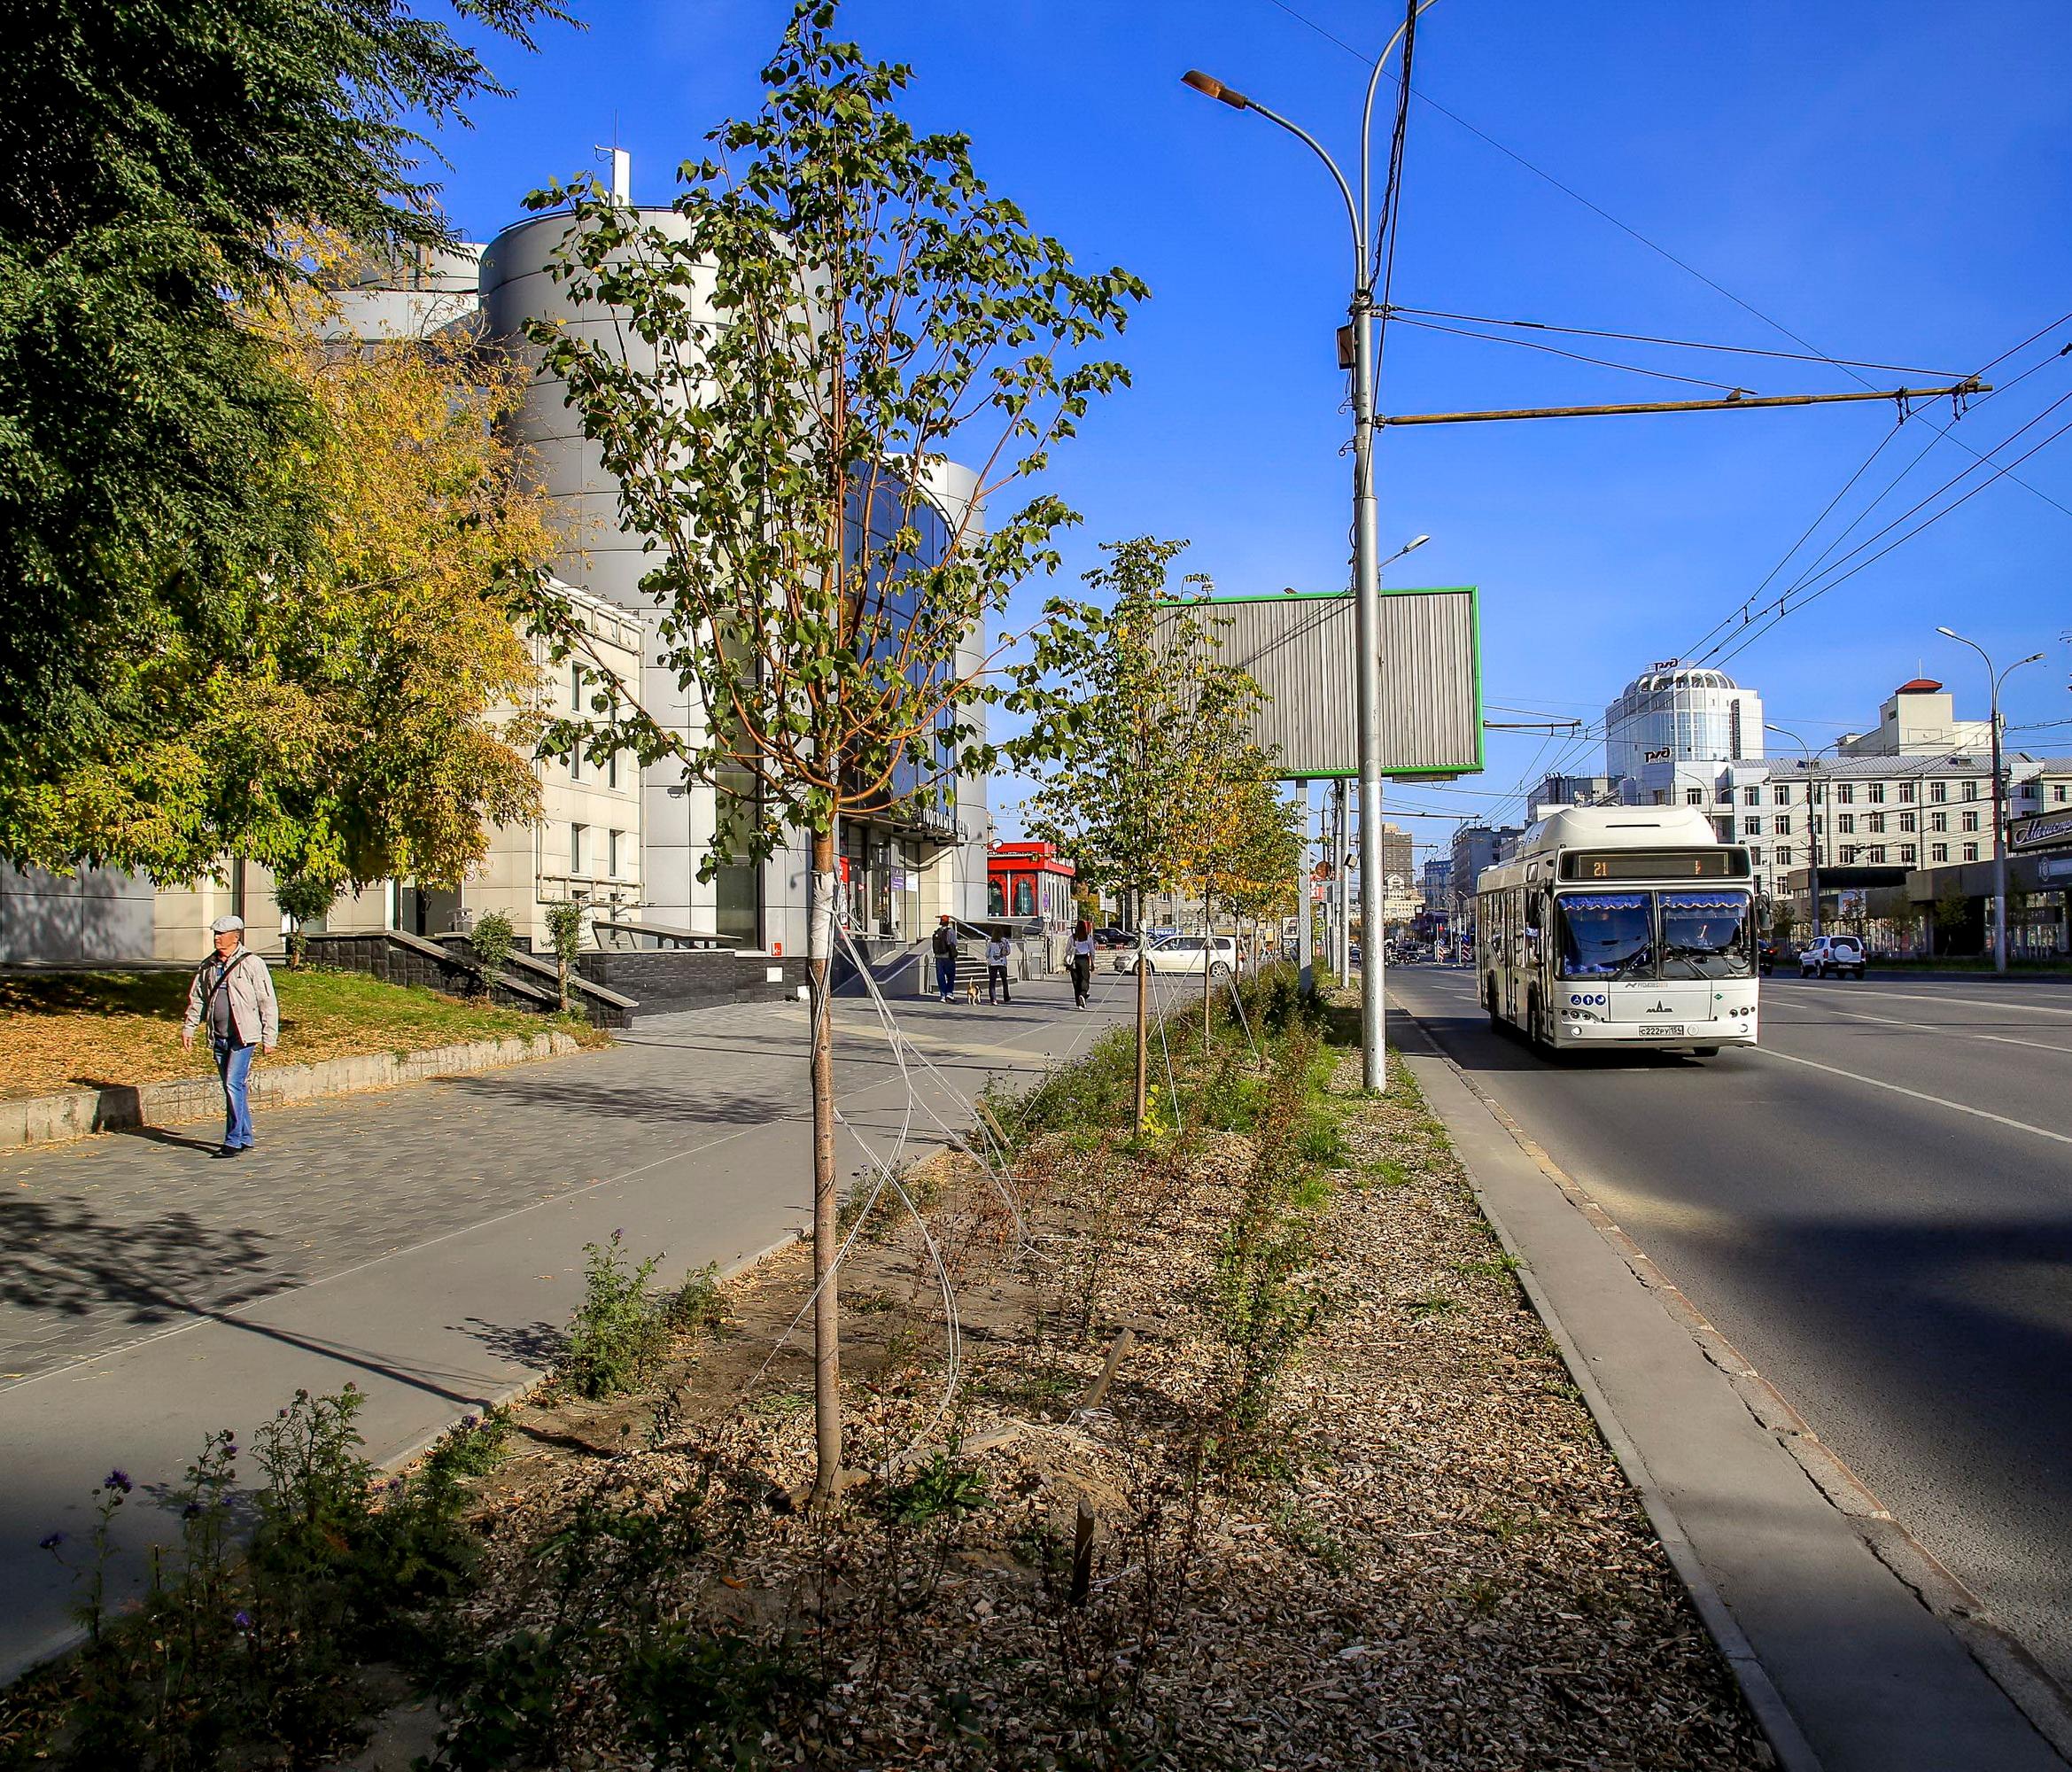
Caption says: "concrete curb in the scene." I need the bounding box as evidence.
[372,1221,814,1485]
[1399,1034,2072,1770]
[1400,1050,1820,1772]
[1,1032,582,1151]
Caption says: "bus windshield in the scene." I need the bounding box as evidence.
[1556,892,1653,979]
[1658,891,1753,979]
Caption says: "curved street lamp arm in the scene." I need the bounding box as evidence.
[1242,98,1364,284]
[1358,0,1445,261]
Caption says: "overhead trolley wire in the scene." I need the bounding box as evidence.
[1385,314,1749,392]
[1385,306,1968,380]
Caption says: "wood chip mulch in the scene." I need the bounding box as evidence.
[415,1045,1772,1771]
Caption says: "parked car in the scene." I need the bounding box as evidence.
[1093,926,1135,949]
[1113,933,1239,977]
[1798,934,1867,979]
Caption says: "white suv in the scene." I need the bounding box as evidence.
[1799,935,1866,979]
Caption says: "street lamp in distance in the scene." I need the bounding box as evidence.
[1935,626,2045,973]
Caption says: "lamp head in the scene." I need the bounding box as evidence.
[1935,626,1960,639]
[1403,533,1432,552]
[1182,68,1250,109]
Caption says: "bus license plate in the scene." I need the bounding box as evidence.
[1641,1024,1684,1036]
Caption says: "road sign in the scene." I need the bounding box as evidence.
[1161,587,1482,780]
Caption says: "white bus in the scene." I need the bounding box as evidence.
[1475,807,1758,1057]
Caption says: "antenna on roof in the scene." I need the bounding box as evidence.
[595,124,630,206]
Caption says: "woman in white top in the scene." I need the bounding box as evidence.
[1069,919,1096,1009]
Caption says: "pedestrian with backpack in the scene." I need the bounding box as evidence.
[932,915,960,1003]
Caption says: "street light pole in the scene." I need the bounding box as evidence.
[1936,628,2045,973]
[1765,723,1837,942]
[1183,3,1436,1091]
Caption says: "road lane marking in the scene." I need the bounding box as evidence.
[1766,999,2072,1056]
[1756,1048,2072,1146]
[1838,985,2072,1020]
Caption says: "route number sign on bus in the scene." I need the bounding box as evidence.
[1559,850,1750,882]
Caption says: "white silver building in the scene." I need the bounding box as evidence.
[1603,664,1765,788]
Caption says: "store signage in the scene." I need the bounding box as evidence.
[1642,746,1672,764]
[2010,809,2072,856]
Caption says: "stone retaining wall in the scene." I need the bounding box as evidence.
[1,1031,580,1152]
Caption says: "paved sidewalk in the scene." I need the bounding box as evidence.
[1392,1014,2067,1772]
[0,972,1128,1683]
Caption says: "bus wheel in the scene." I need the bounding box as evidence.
[1690,1045,1720,1058]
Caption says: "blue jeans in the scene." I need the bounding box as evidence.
[935,954,958,999]
[213,1038,255,1149]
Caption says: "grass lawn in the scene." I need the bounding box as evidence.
[0,967,603,1101]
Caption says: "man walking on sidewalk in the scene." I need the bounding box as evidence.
[932,915,960,1003]
[181,913,279,1157]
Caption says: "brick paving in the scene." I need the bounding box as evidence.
[0,985,1106,1385]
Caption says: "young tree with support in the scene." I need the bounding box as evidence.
[1020,537,1265,1113]
[521,2,1145,1509]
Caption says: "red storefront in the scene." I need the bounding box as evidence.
[987,841,1077,927]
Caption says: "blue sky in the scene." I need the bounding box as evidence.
[431,0,2072,864]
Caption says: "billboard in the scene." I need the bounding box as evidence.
[1161,587,1482,780]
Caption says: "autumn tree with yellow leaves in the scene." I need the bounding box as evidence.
[1,244,558,901]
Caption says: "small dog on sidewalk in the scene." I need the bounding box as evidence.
[963,976,984,1006]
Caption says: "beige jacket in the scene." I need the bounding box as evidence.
[182,944,280,1048]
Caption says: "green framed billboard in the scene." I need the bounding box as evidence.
[1162,586,1483,780]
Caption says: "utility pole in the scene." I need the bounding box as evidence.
[1296,778,1315,993]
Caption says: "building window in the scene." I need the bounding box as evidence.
[1930,780,1947,803]
[1777,844,1793,867]
[1899,781,1915,803]
[1749,845,1764,865]
[1961,809,1980,833]
[570,822,587,875]
[1713,817,1733,843]
[568,740,582,783]
[1837,813,1855,834]
[1962,780,1978,801]
[1931,843,1948,863]
[1868,782,1886,804]
[1867,812,1885,833]
[1774,814,1792,835]
[1930,809,1947,833]
[1685,788,1703,805]
[1900,844,1915,865]
[570,662,586,712]
[1962,842,1979,862]
[1840,845,1859,864]
[607,750,620,790]
[1743,785,1762,805]
[1868,845,1886,864]
[1745,816,1762,835]
[1898,811,1915,833]
[608,829,624,877]
[2053,783,2069,804]
[1836,782,1854,804]
[1774,783,1792,805]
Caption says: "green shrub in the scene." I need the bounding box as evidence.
[870,1455,989,1527]
[562,1232,668,1399]
[466,910,517,994]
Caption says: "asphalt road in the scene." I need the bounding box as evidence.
[1386,964,2072,1695]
